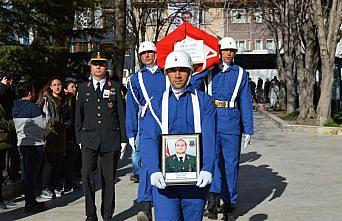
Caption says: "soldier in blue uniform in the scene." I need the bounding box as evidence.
[75,50,127,221]
[125,41,166,221]
[140,51,216,221]
[203,37,254,221]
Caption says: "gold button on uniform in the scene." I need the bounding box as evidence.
[97,99,100,102]
[98,120,101,124]
[97,106,101,110]
[97,113,101,117]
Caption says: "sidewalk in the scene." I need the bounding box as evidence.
[1,111,342,220]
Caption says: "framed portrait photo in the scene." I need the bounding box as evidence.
[161,133,201,186]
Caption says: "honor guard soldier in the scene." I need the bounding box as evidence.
[126,41,167,220]
[140,51,216,221]
[75,50,127,221]
[202,37,254,221]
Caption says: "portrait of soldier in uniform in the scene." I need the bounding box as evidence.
[165,139,196,173]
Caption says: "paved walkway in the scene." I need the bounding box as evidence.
[1,111,342,221]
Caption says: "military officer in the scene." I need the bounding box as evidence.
[126,41,167,221]
[165,139,196,173]
[140,51,216,221]
[75,50,127,221]
[202,37,254,221]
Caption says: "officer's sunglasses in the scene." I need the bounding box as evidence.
[91,60,107,67]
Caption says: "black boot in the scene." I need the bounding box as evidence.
[222,203,235,221]
[137,201,152,221]
[203,193,218,219]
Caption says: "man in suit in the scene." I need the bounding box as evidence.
[165,139,196,173]
[75,50,127,221]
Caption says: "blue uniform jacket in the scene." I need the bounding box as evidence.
[195,64,254,135]
[140,86,216,176]
[126,68,211,139]
[125,66,166,139]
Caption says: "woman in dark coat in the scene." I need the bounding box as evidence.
[37,77,71,198]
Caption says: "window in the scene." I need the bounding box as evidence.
[266,39,275,50]
[255,39,263,50]
[202,8,210,24]
[104,13,114,32]
[253,9,263,23]
[146,11,159,25]
[231,9,246,24]
[236,40,246,51]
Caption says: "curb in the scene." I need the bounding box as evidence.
[258,109,342,135]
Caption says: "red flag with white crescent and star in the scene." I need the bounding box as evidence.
[156,22,220,73]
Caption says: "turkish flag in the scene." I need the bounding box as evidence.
[156,22,220,73]
[165,145,170,158]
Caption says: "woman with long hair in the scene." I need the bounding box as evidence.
[37,76,70,198]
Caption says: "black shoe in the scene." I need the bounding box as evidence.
[203,193,218,219]
[25,203,46,213]
[130,174,139,183]
[222,203,235,221]
[137,201,152,221]
[85,216,98,221]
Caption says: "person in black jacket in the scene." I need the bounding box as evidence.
[75,50,127,221]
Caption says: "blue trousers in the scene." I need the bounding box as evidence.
[137,135,152,202]
[131,136,140,175]
[153,185,208,221]
[211,133,241,204]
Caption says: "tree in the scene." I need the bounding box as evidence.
[312,0,342,126]
[257,0,297,114]
[112,0,126,80]
[0,0,100,82]
[294,0,320,123]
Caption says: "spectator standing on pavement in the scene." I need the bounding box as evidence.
[37,76,70,199]
[269,80,280,109]
[249,77,256,103]
[62,80,79,192]
[203,37,254,221]
[126,41,166,221]
[12,82,50,212]
[0,102,15,209]
[264,78,271,103]
[0,74,20,183]
[257,77,263,92]
[75,50,127,221]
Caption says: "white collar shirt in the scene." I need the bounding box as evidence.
[92,78,106,91]
[146,64,158,74]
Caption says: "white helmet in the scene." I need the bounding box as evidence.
[138,41,156,54]
[164,50,193,72]
[219,37,238,51]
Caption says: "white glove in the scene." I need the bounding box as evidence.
[243,134,251,149]
[196,171,212,188]
[119,143,127,160]
[150,172,166,189]
[128,137,136,152]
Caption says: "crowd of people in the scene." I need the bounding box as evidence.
[0,74,81,211]
[249,76,286,110]
[1,36,254,221]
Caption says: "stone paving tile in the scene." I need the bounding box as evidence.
[0,112,341,221]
